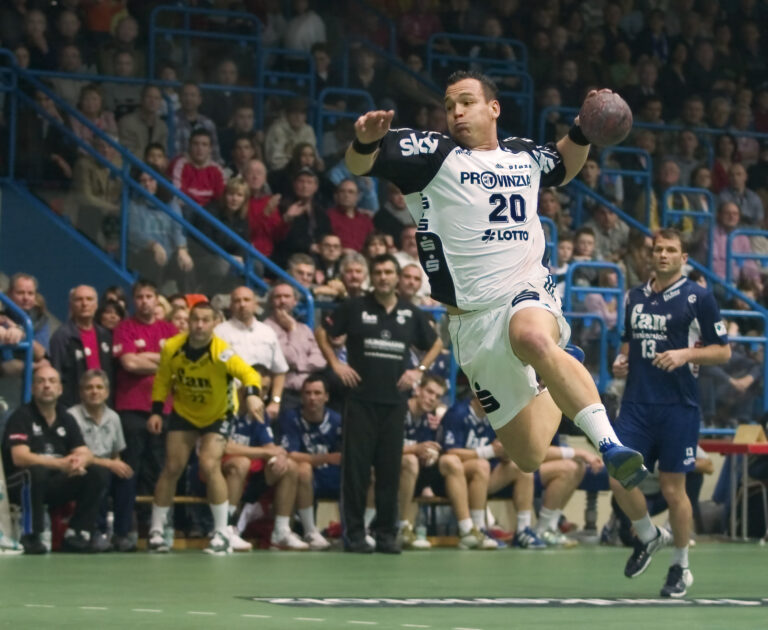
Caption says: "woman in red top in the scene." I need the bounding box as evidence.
[246,158,288,258]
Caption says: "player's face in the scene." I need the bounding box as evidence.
[371,261,399,295]
[651,236,686,276]
[415,382,445,413]
[188,308,216,344]
[81,376,108,407]
[301,381,329,414]
[230,287,257,322]
[444,79,499,149]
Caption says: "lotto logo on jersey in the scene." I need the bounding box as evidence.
[481,229,529,243]
[399,133,439,156]
[460,171,531,189]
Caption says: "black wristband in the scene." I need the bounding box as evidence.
[151,401,164,415]
[245,386,260,397]
[568,124,590,146]
[352,138,381,154]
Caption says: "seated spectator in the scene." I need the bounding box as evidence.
[394,226,430,299]
[397,0,443,58]
[277,374,340,550]
[374,183,415,247]
[347,47,391,111]
[398,263,432,307]
[441,395,544,549]
[570,227,599,286]
[16,86,76,188]
[314,233,343,286]
[169,129,226,208]
[174,83,222,163]
[283,0,326,53]
[707,96,732,131]
[144,142,169,176]
[583,203,630,263]
[223,134,257,179]
[71,136,123,249]
[22,9,54,70]
[245,158,285,259]
[637,95,665,126]
[272,167,331,269]
[97,15,145,77]
[219,105,258,171]
[579,157,624,211]
[718,163,765,228]
[703,201,762,286]
[222,399,309,551]
[200,58,241,129]
[157,62,180,118]
[67,369,134,551]
[622,59,660,113]
[638,159,693,232]
[581,269,620,363]
[51,9,91,64]
[2,366,110,554]
[264,283,328,410]
[747,141,768,197]
[1,273,51,379]
[327,179,374,252]
[621,230,653,289]
[664,130,704,187]
[50,44,90,108]
[538,188,572,235]
[363,231,392,267]
[269,141,326,199]
[128,171,195,294]
[101,50,142,120]
[310,42,341,98]
[325,158,378,213]
[49,285,114,409]
[264,97,317,171]
[550,233,574,298]
[96,299,125,332]
[169,304,189,333]
[731,105,760,167]
[69,84,118,147]
[194,176,252,294]
[118,85,168,160]
[339,252,369,299]
[711,133,739,194]
[287,252,317,295]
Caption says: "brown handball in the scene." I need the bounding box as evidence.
[578,91,633,146]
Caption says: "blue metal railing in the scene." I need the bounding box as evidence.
[0,294,35,403]
[564,312,611,392]
[2,53,315,322]
[726,228,768,286]
[314,88,375,155]
[148,4,262,78]
[257,47,316,129]
[662,186,715,270]
[720,309,768,413]
[485,68,534,138]
[350,0,397,54]
[426,33,528,78]
[538,106,578,145]
[540,216,558,268]
[599,147,653,228]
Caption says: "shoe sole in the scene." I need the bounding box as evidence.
[203,548,231,555]
[606,451,648,490]
[270,544,309,551]
[625,554,652,578]
[661,572,693,598]
[148,546,170,553]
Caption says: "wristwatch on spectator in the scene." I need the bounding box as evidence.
[418,364,428,372]
[271,395,282,404]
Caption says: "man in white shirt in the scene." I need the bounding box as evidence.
[215,286,289,419]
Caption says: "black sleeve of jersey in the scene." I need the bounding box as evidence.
[368,129,453,195]
[412,307,438,352]
[501,137,566,188]
[2,409,30,448]
[323,298,353,338]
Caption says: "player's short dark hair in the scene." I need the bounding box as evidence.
[653,228,686,252]
[445,70,498,102]
[303,373,328,392]
[370,253,401,275]
[420,373,447,391]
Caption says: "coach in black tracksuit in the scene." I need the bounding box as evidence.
[317,254,442,553]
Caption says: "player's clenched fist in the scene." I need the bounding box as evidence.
[354,110,395,144]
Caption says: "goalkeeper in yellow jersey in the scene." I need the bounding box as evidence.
[146,301,263,555]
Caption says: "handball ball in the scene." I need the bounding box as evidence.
[578,91,633,146]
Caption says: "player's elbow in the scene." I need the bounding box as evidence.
[721,344,732,362]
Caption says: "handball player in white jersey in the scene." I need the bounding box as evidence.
[345,70,647,489]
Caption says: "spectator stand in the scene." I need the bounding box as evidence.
[726,228,768,287]
[425,33,528,80]
[537,106,578,148]
[0,61,18,180]
[564,261,625,393]
[4,59,314,321]
[348,0,398,55]
[484,67,534,139]
[661,186,716,270]
[258,47,315,120]
[598,146,653,228]
[719,309,768,415]
[540,215,558,269]
[314,87,375,156]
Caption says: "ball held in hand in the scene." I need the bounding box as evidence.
[578,91,633,146]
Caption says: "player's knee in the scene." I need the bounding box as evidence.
[439,454,462,477]
[509,326,555,363]
[402,453,419,476]
[283,458,298,479]
[163,458,187,480]
[198,457,219,480]
[474,458,491,478]
[514,452,543,474]
[297,461,313,484]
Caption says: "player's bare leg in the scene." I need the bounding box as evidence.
[488,461,544,549]
[459,458,496,549]
[507,308,647,489]
[398,454,419,524]
[199,433,232,554]
[439,454,472,522]
[296,461,315,511]
[266,458,307,550]
[658,472,693,596]
[534,459,585,546]
[223,456,251,506]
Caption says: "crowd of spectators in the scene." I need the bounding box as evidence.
[3,0,768,552]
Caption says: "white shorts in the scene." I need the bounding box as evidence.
[448,279,571,430]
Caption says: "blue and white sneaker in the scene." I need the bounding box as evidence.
[565,344,585,363]
[600,440,648,490]
[512,527,547,549]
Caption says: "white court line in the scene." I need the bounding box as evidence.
[241,614,272,618]
[402,625,431,628]
[80,606,108,610]
[348,622,378,626]
[294,618,325,622]
[131,609,162,613]
[454,627,483,630]
[24,604,54,608]
[187,611,216,615]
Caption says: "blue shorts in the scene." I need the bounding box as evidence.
[313,466,340,500]
[615,401,700,473]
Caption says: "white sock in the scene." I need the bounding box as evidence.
[299,507,317,534]
[536,507,560,533]
[364,507,376,529]
[151,505,170,534]
[672,546,689,568]
[573,404,621,450]
[470,509,485,530]
[210,501,229,534]
[398,519,410,530]
[228,504,236,517]
[516,510,532,533]
[458,518,474,535]
[632,514,657,544]
[274,515,291,536]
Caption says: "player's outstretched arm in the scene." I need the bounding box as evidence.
[345,109,395,176]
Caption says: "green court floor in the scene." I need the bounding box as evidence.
[1,543,766,630]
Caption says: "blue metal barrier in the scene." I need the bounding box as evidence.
[350,0,397,55]
[2,54,315,323]
[426,33,528,78]
[314,88,375,155]
[540,216,558,268]
[726,228,768,286]
[538,106,578,145]
[485,68,534,138]
[257,47,315,129]
[0,294,34,404]
[720,309,768,413]
[599,147,652,228]
[564,262,625,335]
[564,312,611,392]
[662,186,715,270]
[148,5,262,78]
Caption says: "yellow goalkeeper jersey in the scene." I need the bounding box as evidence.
[152,333,261,428]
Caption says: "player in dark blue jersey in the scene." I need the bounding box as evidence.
[278,374,341,550]
[442,396,546,549]
[610,229,730,597]
[223,410,309,551]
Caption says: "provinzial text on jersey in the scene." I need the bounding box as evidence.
[460,172,531,188]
